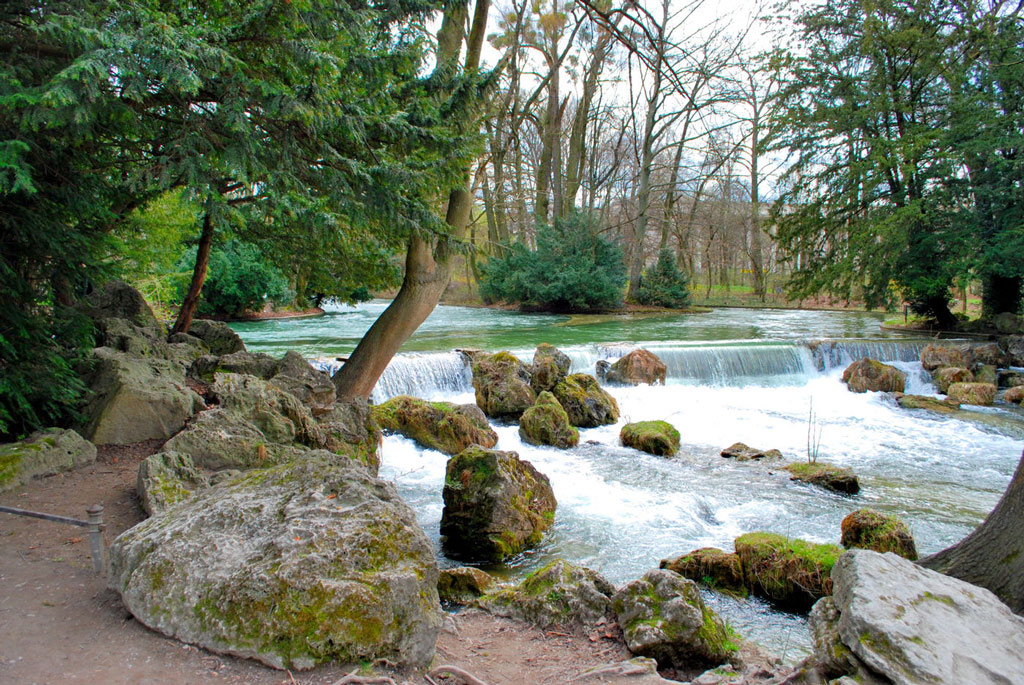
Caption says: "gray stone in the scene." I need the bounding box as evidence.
[81,279,162,330]
[270,351,336,417]
[971,343,1008,369]
[316,397,381,475]
[1004,335,1024,367]
[108,452,441,671]
[531,343,572,392]
[440,446,556,563]
[214,351,279,380]
[477,560,614,632]
[212,373,322,447]
[828,549,1024,685]
[98,317,207,369]
[720,442,783,461]
[0,428,96,493]
[186,319,246,355]
[137,451,209,516]
[162,408,296,471]
[611,569,735,669]
[80,348,204,445]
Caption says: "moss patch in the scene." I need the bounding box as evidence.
[734,532,841,611]
[784,462,860,494]
[620,420,680,456]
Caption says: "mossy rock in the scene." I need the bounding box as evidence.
[270,350,336,418]
[1004,386,1024,405]
[471,351,536,419]
[841,358,905,393]
[518,391,579,449]
[660,548,747,598]
[80,279,162,331]
[137,451,210,516]
[620,420,680,457]
[185,319,246,356]
[477,560,615,633]
[999,369,1024,388]
[933,366,974,394]
[840,509,918,560]
[437,567,497,605]
[947,382,996,406]
[895,394,960,414]
[0,428,97,493]
[920,344,974,371]
[552,374,619,428]
[530,344,571,392]
[734,532,842,611]
[109,452,441,671]
[974,364,998,387]
[719,442,783,461]
[611,569,737,669]
[373,395,497,455]
[784,462,860,495]
[440,446,557,563]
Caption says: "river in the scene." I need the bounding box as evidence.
[230,302,1024,659]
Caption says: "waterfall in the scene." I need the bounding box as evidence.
[807,340,929,371]
[313,351,474,403]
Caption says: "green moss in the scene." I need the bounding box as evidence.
[1001,549,1020,564]
[620,420,680,456]
[0,452,22,486]
[734,532,841,611]
[784,462,860,494]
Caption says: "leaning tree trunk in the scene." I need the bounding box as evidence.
[332,0,488,401]
[170,207,215,336]
[919,450,1024,613]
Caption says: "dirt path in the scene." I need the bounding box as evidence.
[0,444,700,685]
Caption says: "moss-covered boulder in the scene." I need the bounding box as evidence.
[136,451,209,516]
[895,393,961,414]
[477,560,615,633]
[109,452,441,671]
[974,364,999,386]
[212,373,323,447]
[437,567,497,605]
[734,532,841,611]
[1000,369,1024,388]
[784,462,860,495]
[947,381,997,406]
[270,351,336,418]
[660,548,746,597]
[604,349,667,386]
[933,366,974,394]
[207,350,280,380]
[1004,386,1024,405]
[620,421,680,457]
[973,342,1009,368]
[840,509,917,560]
[80,348,205,445]
[611,569,736,669]
[373,395,497,455]
[185,319,245,356]
[80,279,162,331]
[530,344,572,393]
[163,409,287,471]
[841,358,905,393]
[921,344,974,371]
[440,446,556,563]
[316,398,381,473]
[471,351,537,419]
[719,442,783,461]
[519,391,579,449]
[552,373,620,428]
[0,428,96,494]
[100,317,208,368]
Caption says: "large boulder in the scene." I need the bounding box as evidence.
[80,279,162,330]
[212,373,322,447]
[1000,370,1024,388]
[814,549,1024,685]
[895,393,960,414]
[477,560,615,633]
[1004,386,1024,404]
[440,446,556,563]
[604,349,667,386]
[611,569,736,669]
[1005,335,1024,366]
[530,343,572,392]
[947,381,996,406]
[734,532,842,611]
[471,352,536,419]
[518,391,579,449]
[660,548,746,598]
[920,344,974,371]
[620,421,679,457]
[100,317,207,368]
[784,462,860,495]
[373,395,497,455]
[841,358,905,393]
[719,442,783,461]
[163,408,289,471]
[270,351,336,418]
[136,451,209,516]
[108,452,441,671]
[840,509,917,560]
[316,398,381,474]
[972,342,1008,369]
[185,319,245,355]
[933,366,973,394]
[0,428,96,493]
[437,567,497,606]
[80,348,204,445]
[552,374,620,428]
[992,312,1024,335]
[204,350,279,380]
[974,364,998,386]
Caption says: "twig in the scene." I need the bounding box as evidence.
[332,675,397,685]
[426,664,491,685]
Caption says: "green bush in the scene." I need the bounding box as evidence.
[635,249,692,308]
[481,213,626,312]
[177,240,291,317]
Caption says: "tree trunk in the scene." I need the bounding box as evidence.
[919,451,1024,613]
[331,0,488,401]
[170,207,215,336]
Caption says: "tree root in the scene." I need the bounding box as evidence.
[427,664,491,685]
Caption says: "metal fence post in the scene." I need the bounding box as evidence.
[86,504,106,575]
